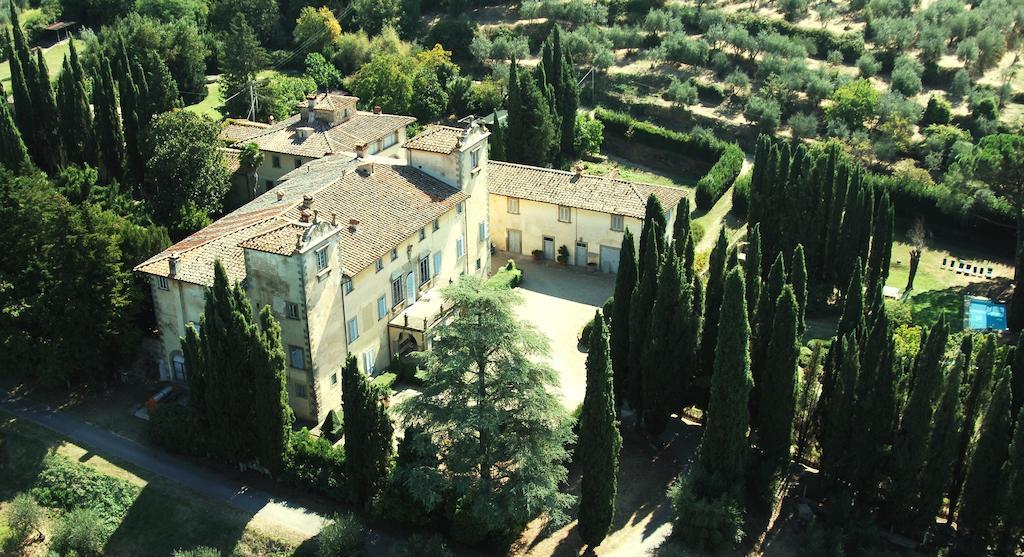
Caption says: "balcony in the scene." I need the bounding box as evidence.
[387,286,455,357]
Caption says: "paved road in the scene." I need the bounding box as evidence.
[0,391,328,537]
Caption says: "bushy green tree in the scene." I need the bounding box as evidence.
[220,14,268,118]
[395,278,574,542]
[577,312,621,549]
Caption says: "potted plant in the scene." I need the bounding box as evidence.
[532,249,545,260]
[557,245,569,265]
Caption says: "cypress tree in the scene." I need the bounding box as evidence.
[141,51,179,117]
[820,335,859,489]
[696,229,729,407]
[628,224,660,415]
[93,57,126,183]
[751,252,785,423]
[0,81,30,172]
[610,229,637,409]
[515,71,555,167]
[57,56,95,167]
[578,312,621,549]
[754,285,799,499]
[505,59,523,162]
[866,192,893,296]
[672,198,692,259]
[7,4,37,159]
[836,258,865,341]
[251,307,294,474]
[559,49,579,156]
[489,109,506,161]
[744,224,762,324]
[791,244,808,337]
[949,333,998,518]
[118,59,144,184]
[33,49,64,172]
[342,354,395,507]
[889,316,949,525]
[1013,336,1024,427]
[645,250,690,435]
[698,267,751,498]
[913,356,963,539]
[642,194,667,256]
[997,405,1024,556]
[848,302,895,501]
[956,374,1012,555]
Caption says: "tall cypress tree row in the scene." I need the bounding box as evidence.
[93,56,126,183]
[998,406,1024,556]
[697,229,729,406]
[820,334,859,494]
[913,355,963,538]
[0,81,30,172]
[956,374,1012,555]
[628,223,660,415]
[57,56,93,167]
[866,191,894,297]
[7,4,38,162]
[342,354,395,507]
[751,253,786,426]
[505,59,523,162]
[577,312,621,550]
[645,250,693,435]
[697,267,751,499]
[182,261,293,472]
[949,334,997,517]
[744,224,762,323]
[888,316,949,525]
[848,301,896,501]
[752,285,799,505]
[118,53,145,184]
[610,229,636,410]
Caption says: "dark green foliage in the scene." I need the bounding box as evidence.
[220,14,268,118]
[148,403,204,456]
[503,58,556,166]
[594,109,743,209]
[949,334,998,517]
[610,229,637,409]
[93,56,127,183]
[489,109,506,161]
[49,507,110,557]
[372,426,439,527]
[342,354,395,507]
[56,42,96,168]
[629,223,660,414]
[672,198,692,260]
[956,375,1012,554]
[7,5,38,166]
[30,50,64,172]
[820,335,859,492]
[751,253,786,426]
[183,261,294,473]
[1013,337,1024,426]
[755,286,799,486]
[999,406,1024,555]
[888,316,949,525]
[921,95,952,126]
[318,513,364,557]
[696,229,729,407]
[913,356,963,538]
[668,472,744,551]
[486,259,524,289]
[790,245,808,336]
[0,81,30,172]
[282,429,349,502]
[505,59,523,163]
[323,409,343,442]
[744,224,762,324]
[578,312,621,549]
[642,194,668,256]
[645,252,695,435]
[698,267,751,499]
[32,454,140,522]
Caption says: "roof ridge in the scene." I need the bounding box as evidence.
[486,160,681,191]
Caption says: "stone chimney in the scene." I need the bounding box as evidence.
[301,194,313,210]
[276,190,285,202]
[574,164,584,177]
[355,143,368,159]
[168,252,181,277]
[331,212,338,226]
[299,209,313,223]
[348,218,360,233]
[372,105,382,114]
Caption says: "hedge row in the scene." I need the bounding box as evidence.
[486,259,524,289]
[594,108,744,209]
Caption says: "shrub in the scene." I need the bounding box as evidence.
[856,52,880,77]
[690,221,706,246]
[49,507,110,557]
[371,372,398,391]
[557,245,570,264]
[6,493,44,543]
[574,114,604,156]
[695,144,744,210]
[665,78,698,107]
[319,513,364,557]
[668,475,743,552]
[283,429,349,503]
[148,403,203,455]
[389,534,455,557]
[788,112,819,141]
[322,409,344,442]
[890,66,922,97]
[32,455,139,524]
[580,314,599,346]
[730,172,751,218]
[921,96,952,126]
[390,354,423,385]
[486,259,524,289]
[173,547,222,557]
[744,95,781,132]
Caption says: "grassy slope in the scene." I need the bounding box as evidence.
[0,39,81,88]
[0,411,309,557]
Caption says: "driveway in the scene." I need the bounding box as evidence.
[496,253,615,409]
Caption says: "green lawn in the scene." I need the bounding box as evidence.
[1,39,82,88]
[582,157,698,190]
[0,412,309,557]
[185,80,224,120]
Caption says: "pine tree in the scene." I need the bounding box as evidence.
[645,250,692,435]
[753,285,799,502]
[956,374,1012,555]
[696,229,729,407]
[791,244,808,337]
[489,109,506,161]
[0,81,30,172]
[342,354,395,507]
[744,224,762,323]
[505,59,523,163]
[610,229,637,409]
[949,334,998,517]
[998,405,1024,556]
[220,15,267,118]
[913,356,963,539]
[93,56,126,183]
[578,312,621,549]
[628,224,660,415]
[889,316,949,526]
[697,267,751,499]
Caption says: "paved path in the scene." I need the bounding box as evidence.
[0,391,328,537]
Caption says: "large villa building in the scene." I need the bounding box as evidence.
[135,100,688,425]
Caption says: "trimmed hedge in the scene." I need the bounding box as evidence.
[486,259,524,289]
[594,108,744,209]
[730,172,752,218]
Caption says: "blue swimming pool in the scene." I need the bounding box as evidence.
[965,297,1007,331]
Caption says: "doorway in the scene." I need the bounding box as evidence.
[405,272,416,305]
[507,228,522,254]
[543,236,555,260]
[575,242,588,266]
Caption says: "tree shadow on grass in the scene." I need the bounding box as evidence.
[909,286,965,331]
[0,414,60,497]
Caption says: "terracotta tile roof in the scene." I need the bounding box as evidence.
[232,112,414,158]
[220,119,270,143]
[295,91,359,111]
[239,223,308,255]
[403,125,465,154]
[487,161,690,219]
[220,147,241,174]
[283,164,468,274]
[134,158,466,285]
